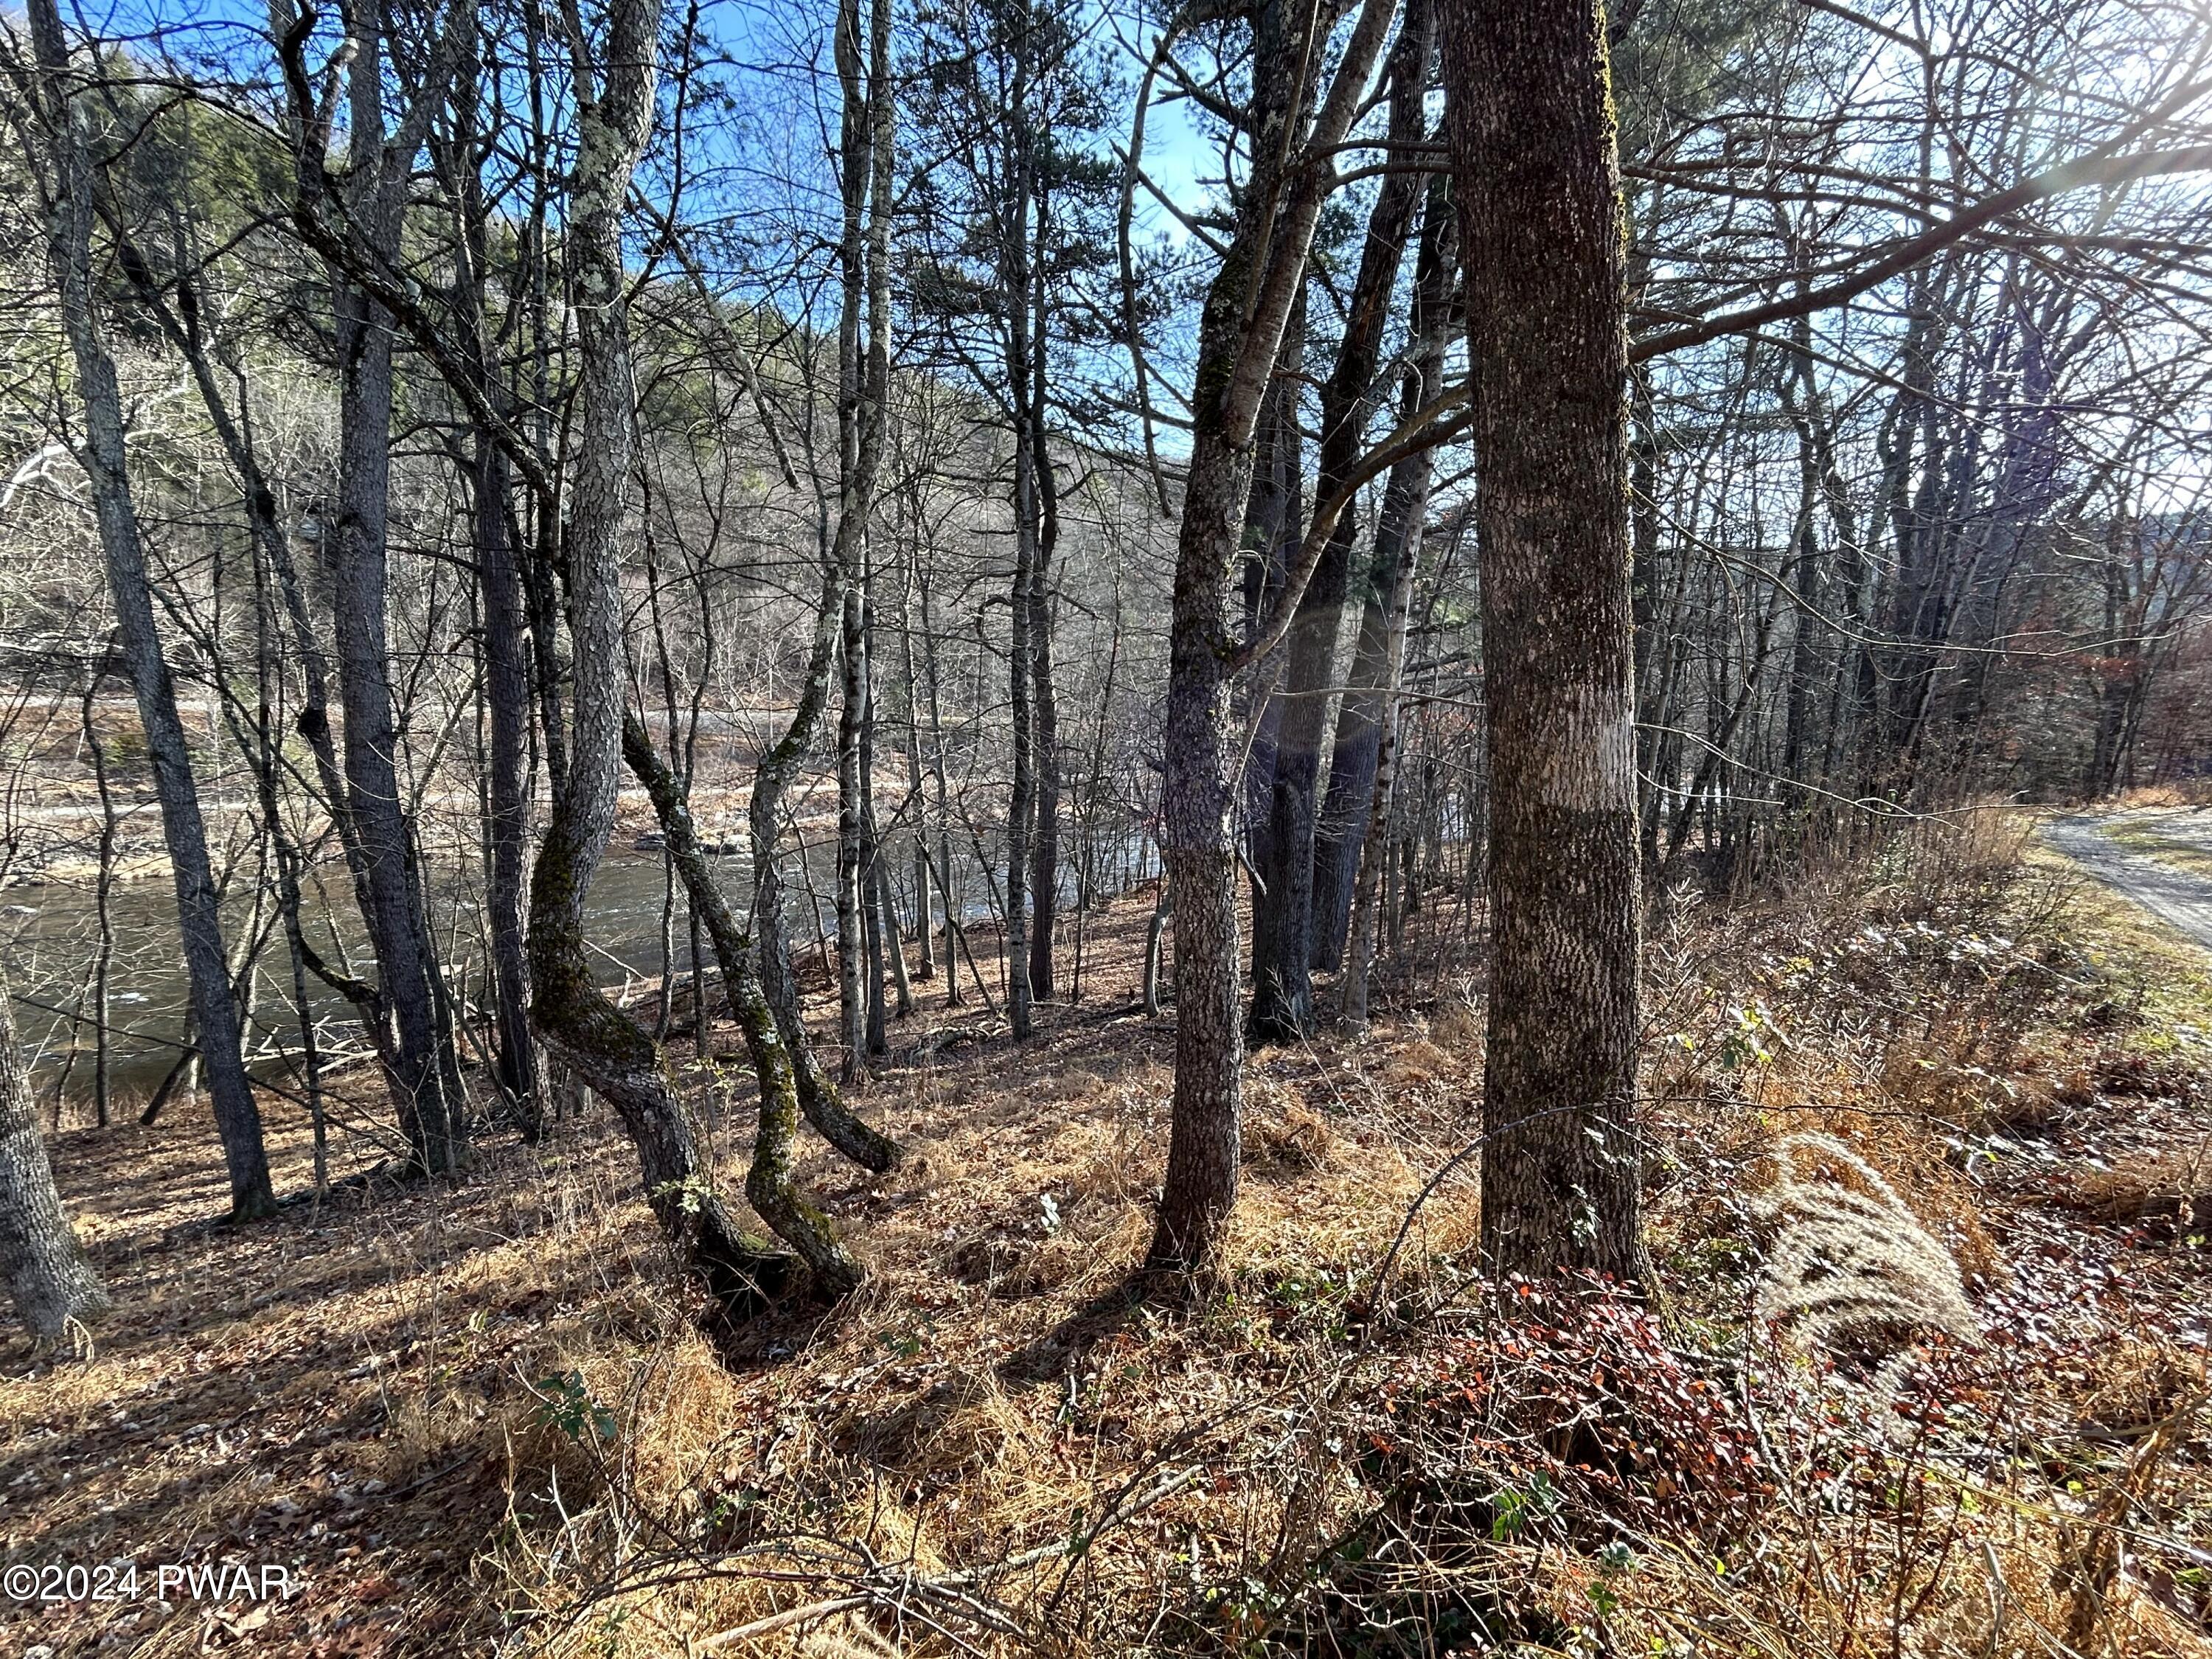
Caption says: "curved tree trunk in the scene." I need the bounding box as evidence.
[1444,0,1646,1285]
[746,0,904,1173]
[623,717,860,1294]
[525,0,785,1316]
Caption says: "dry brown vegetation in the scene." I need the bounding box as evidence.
[4,830,2210,1658]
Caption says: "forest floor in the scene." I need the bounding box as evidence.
[2,816,2211,1658]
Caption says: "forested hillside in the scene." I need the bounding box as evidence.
[1,0,2211,1654]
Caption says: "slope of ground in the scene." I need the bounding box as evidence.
[1,844,2208,1659]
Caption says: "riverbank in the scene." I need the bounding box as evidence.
[4,843,2210,1657]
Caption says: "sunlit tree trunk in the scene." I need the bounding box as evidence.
[327,18,462,1173]
[1315,173,1456,970]
[1252,0,1433,1040]
[1147,0,1399,1284]
[1444,0,1646,1284]
[526,0,784,1314]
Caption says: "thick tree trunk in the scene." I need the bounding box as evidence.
[1444,0,1646,1284]
[1251,0,1433,1041]
[26,0,274,1221]
[0,973,107,1343]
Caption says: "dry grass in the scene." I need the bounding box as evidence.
[3,858,2211,1658]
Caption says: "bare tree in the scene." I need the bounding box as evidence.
[524,0,779,1312]
[13,0,275,1220]
[1143,0,1403,1284]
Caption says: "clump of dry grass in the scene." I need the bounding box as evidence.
[1753,1132,1978,1387]
[2076,1142,2212,1225]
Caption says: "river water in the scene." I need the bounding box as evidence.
[6,813,1156,1110]
[4,844,805,1107]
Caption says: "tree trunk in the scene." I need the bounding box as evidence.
[1314,173,1458,971]
[900,540,936,981]
[1251,0,1433,1041]
[525,0,783,1315]
[1445,0,1646,1285]
[1146,0,1399,1285]
[837,563,872,1078]
[25,0,274,1221]
[330,26,459,1175]
[1239,319,1304,1036]
[1026,191,1062,1004]
[622,717,858,1295]
[0,970,107,1343]
[742,0,902,1174]
[80,680,117,1129]
[449,30,540,1133]
[478,439,538,1130]
[1005,208,1038,1041]
[1335,215,1458,1032]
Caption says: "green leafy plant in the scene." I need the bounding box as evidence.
[535,1371,618,1444]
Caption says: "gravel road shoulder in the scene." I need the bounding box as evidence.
[2042,812,2212,951]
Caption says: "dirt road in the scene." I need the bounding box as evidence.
[2042,810,2212,950]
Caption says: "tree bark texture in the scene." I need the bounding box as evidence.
[1444,0,1646,1284]
[478,439,539,1127]
[331,22,459,1173]
[1147,0,1399,1282]
[1313,171,1456,971]
[0,970,108,1343]
[742,0,902,1175]
[622,718,858,1295]
[524,0,785,1315]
